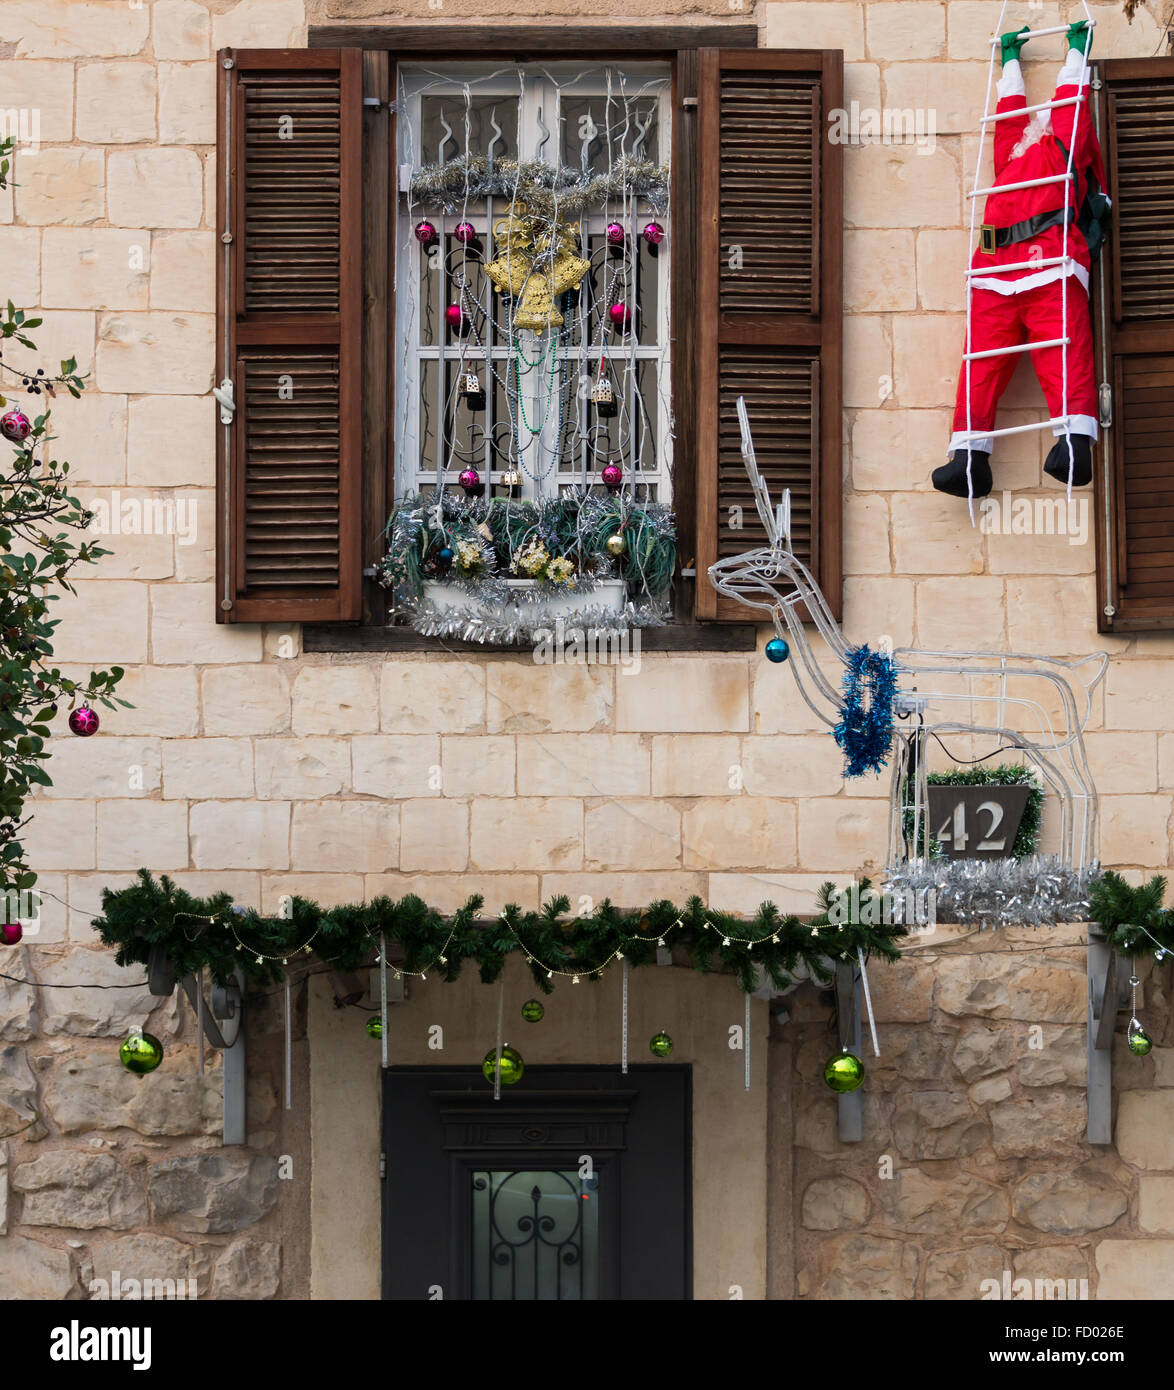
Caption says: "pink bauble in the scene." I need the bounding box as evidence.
[0,921,22,946]
[445,303,469,332]
[641,221,665,246]
[454,222,477,244]
[69,705,99,737]
[605,222,626,246]
[608,303,630,329]
[414,220,438,244]
[601,463,623,491]
[458,467,481,494]
[1,409,31,443]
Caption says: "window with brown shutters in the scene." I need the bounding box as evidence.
[215,33,838,637]
[694,49,843,623]
[1095,58,1174,633]
[216,48,363,623]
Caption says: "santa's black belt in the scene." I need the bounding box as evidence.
[978,206,1077,255]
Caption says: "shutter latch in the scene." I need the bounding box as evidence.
[213,378,236,425]
[1098,380,1112,430]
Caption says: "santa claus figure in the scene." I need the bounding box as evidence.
[933,22,1109,500]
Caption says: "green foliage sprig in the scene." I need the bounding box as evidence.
[1090,870,1174,957]
[901,763,1044,861]
[0,136,128,891]
[92,870,909,995]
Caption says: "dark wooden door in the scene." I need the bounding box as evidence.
[381,1065,692,1300]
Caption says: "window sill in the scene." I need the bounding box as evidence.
[303,623,760,654]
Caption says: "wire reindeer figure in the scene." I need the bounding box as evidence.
[709,397,1108,873]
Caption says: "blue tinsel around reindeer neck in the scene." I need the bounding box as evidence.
[833,644,898,778]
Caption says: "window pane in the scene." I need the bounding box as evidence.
[558,94,661,171]
[418,95,518,168]
[471,1169,600,1301]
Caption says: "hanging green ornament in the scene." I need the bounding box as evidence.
[1127,1021,1153,1056]
[366,1017,383,1040]
[521,998,544,1023]
[119,1030,164,1075]
[482,1044,524,1086]
[649,1029,674,1058]
[823,1049,865,1093]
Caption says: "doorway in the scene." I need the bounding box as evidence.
[381,1064,692,1300]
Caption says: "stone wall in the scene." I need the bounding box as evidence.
[0,0,1172,1300]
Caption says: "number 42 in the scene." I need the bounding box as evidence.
[936,799,1007,853]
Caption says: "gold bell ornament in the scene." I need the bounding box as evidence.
[484,204,535,298]
[512,228,590,335]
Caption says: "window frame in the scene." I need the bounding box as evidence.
[301,24,800,651]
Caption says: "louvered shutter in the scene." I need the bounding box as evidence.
[216,48,362,623]
[694,49,842,622]
[1096,58,1174,633]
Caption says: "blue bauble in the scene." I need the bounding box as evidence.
[437,546,454,565]
[765,638,790,664]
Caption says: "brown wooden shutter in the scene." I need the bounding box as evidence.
[1095,58,1174,633]
[216,48,362,623]
[694,49,842,622]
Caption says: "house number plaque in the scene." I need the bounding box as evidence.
[925,784,1032,860]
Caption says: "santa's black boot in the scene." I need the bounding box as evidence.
[932,449,993,499]
[1043,434,1093,487]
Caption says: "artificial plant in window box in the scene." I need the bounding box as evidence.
[379,490,675,644]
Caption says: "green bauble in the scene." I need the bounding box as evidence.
[1127,1025,1153,1057]
[119,1031,163,1075]
[366,1016,383,1040]
[521,998,544,1023]
[824,1049,865,1093]
[482,1044,524,1086]
[649,1030,674,1058]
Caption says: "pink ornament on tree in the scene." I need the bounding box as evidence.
[414,220,438,244]
[641,221,665,246]
[445,303,469,333]
[454,222,477,244]
[605,222,626,246]
[601,463,623,492]
[69,706,99,737]
[608,303,630,330]
[1,410,31,444]
[0,922,22,946]
[458,467,482,495]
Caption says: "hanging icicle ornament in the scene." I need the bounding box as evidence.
[642,221,665,246]
[823,1048,865,1093]
[413,219,438,245]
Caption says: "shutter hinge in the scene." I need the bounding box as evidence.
[363,98,398,112]
[362,566,378,579]
[380,1152,386,1180]
[681,96,698,109]
[213,378,235,425]
[1098,380,1112,430]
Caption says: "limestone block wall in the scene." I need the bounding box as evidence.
[0,0,1171,1300]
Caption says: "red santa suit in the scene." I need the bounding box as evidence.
[949,48,1107,461]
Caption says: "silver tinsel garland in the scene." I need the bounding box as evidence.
[884,855,1102,928]
[409,155,671,217]
[405,593,671,646]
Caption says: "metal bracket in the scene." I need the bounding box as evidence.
[1087,935,1127,1144]
[212,378,235,425]
[148,956,247,1146]
[834,960,864,1143]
